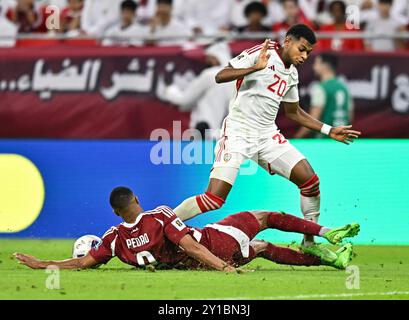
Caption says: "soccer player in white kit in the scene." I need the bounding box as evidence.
[173,24,361,246]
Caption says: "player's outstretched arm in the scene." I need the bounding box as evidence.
[179,234,236,272]
[13,252,98,270]
[283,101,361,144]
[215,39,271,83]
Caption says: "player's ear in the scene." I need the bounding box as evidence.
[134,196,140,205]
[113,209,120,216]
[283,36,291,49]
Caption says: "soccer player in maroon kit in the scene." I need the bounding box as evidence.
[14,187,359,271]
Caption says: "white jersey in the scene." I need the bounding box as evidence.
[225,41,299,137]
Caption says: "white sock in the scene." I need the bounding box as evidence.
[319,227,331,236]
[300,194,321,245]
[173,196,202,221]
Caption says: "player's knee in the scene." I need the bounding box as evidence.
[251,210,282,230]
[250,240,269,255]
[299,174,320,197]
[196,191,225,212]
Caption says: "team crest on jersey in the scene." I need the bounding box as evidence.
[224,153,232,162]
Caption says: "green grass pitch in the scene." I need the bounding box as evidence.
[1,239,409,300]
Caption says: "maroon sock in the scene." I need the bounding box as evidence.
[267,211,322,236]
[261,243,321,266]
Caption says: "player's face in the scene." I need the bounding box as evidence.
[156,3,172,17]
[312,56,324,75]
[286,37,314,67]
[121,9,135,25]
[68,0,83,11]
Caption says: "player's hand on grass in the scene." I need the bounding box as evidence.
[329,125,361,145]
[222,265,255,274]
[235,268,255,274]
[13,253,43,269]
[253,39,271,71]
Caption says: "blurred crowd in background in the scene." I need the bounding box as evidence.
[0,0,408,50]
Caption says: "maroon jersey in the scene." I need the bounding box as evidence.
[89,206,192,268]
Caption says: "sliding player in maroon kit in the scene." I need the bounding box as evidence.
[14,187,359,272]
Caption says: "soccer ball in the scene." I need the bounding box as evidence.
[72,235,102,258]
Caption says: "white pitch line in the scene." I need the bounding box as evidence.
[213,291,409,300]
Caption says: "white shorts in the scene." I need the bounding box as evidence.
[212,131,306,180]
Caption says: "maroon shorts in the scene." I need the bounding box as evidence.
[200,211,260,266]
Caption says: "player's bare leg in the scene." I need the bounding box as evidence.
[206,178,233,199]
[289,159,320,246]
[173,167,238,221]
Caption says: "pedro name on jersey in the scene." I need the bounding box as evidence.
[89,206,191,268]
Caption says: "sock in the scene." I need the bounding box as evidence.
[301,195,321,245]
[174,192,224,221]
[319,227,331,236]
[260,243,321,266]
[173,196,202,221]
[299,174,321,245]
[267,211,322,236]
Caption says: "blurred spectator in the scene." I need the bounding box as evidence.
[0,0,16,16]
[272,0,314,42]
[230,0,285,29]
[294,53,353,138]
[298,0,319,22]
[47,0,67,8]
[81,0,121,37]
[135,0,156,23]
[135,0,184,24]
[236,1,271,32]
[391,0,409,25]
[163,42,234,139]
[148,0,191,46]
[0,13,17,46]
[103,0,148,46]
[60,0,83,36]
[6,0,50,32]
[318,0,364,51]
[263,0,286,25]
[365,0,406,51]
[179,0,234,35]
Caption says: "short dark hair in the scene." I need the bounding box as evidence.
[244,1,267,17]
[379,0,393,5]
[318,53,338,71]
[121,0,137,11]
[286,24,317,45]
[110,187,134,210]
[329,0,346,14]
[157,0,173,5]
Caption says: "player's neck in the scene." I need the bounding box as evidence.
[277,47,292,68]
[122,208,143,224]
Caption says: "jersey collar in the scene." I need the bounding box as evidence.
[121,213,145,228]
[274,44,292,70]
